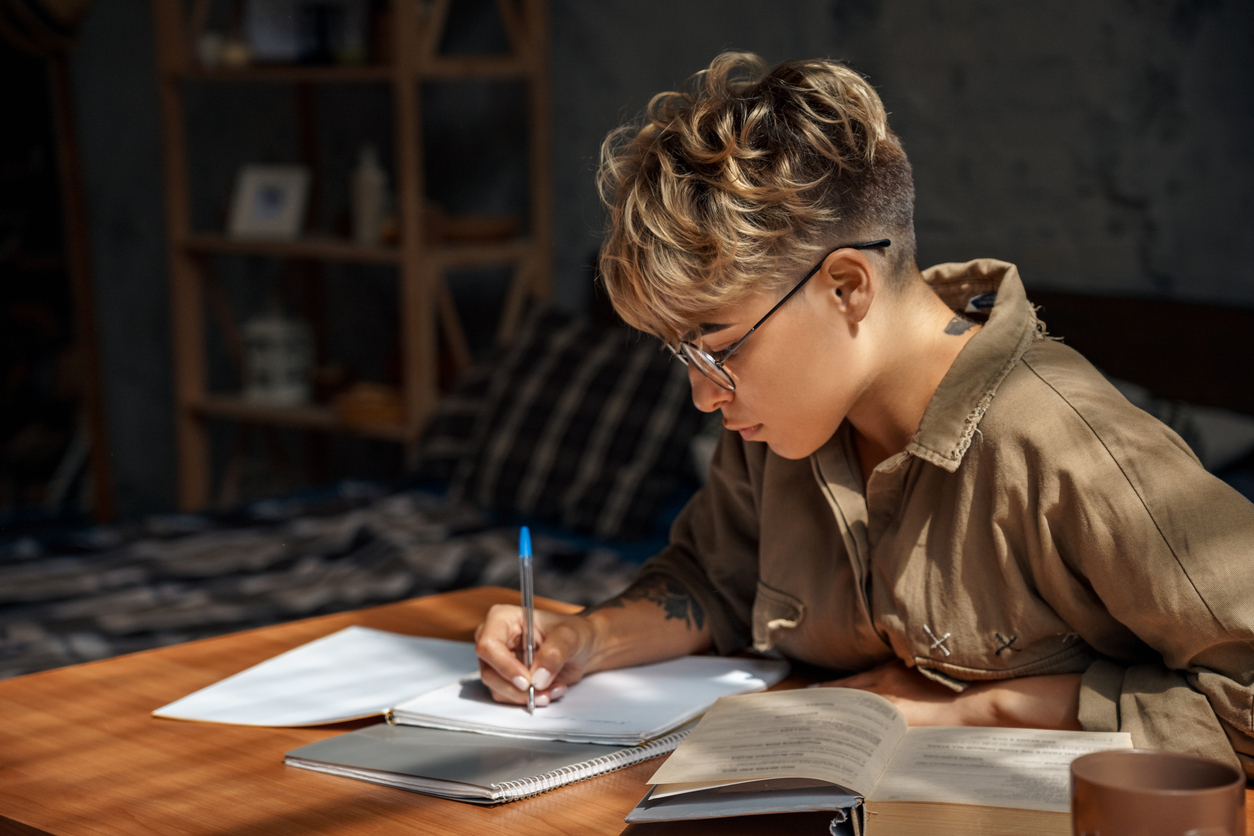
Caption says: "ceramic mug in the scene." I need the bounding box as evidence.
[1071,749,1245,836]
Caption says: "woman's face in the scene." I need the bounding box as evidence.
[683,275,873,460]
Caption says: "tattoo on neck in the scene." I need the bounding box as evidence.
[580,575,705,630]
[944,316,977,336]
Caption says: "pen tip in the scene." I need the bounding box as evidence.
[520,526,531,558]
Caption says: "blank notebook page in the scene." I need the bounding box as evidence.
[391,655,789,744]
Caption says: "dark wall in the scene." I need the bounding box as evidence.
[548,0,845,311]
[71,0,175,518]
[839,1,1254,301]
[69,0,1254,518]
[550,0,1254,308]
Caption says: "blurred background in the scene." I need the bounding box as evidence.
[1,0,1251,677]
[4,0,1251,521]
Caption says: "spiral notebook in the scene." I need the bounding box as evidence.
[285,721,692,804]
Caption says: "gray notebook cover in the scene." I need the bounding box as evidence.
[285,722,655,803]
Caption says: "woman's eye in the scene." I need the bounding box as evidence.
[698,341,730,361]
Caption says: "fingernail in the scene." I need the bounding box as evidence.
[550,683,567,699]
[536,693,550,707]
[512,675,529,691]
[532,668,552,690]
[805,682,822,689]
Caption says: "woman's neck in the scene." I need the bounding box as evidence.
[847,283,980,481]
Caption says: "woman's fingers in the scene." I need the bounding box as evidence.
[478,652,571,706]
[479,658,529,704]
[474,604,532,688]
[530,616,592,689]
[474,605,596,704]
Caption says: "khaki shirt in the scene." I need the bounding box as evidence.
[643,259,1254,776]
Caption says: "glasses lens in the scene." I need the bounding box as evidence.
[680,344,735,391]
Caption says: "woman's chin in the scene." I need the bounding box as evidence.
[765,437,814,461]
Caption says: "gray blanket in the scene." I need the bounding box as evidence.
[0,491,642,680]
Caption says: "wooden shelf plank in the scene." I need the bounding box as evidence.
[417,57,532,79]
[184,233,533,267]
[178,65,394,83]
[428,238,534,268]
[183,234,402,264]
[173,59,536,84]
[191,395,413,442]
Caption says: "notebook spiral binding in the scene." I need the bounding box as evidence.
[491,727,692,802]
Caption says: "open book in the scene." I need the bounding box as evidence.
[153,626,788,745]
[630,688,1132,835]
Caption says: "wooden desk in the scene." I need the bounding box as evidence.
[1,587,1249,836]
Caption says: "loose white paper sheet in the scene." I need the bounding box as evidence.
[153,626,478,726]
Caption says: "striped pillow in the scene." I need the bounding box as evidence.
[449,309,701,539]
[411,361,495,485]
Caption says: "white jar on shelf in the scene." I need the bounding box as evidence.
[242,314,314,406]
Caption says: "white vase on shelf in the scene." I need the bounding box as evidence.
[351,144,388,246]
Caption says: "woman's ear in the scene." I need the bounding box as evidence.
[818,248,876,324]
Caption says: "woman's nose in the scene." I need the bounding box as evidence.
[688,364,733,413]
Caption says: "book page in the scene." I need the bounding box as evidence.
[647,688,908,796]
[153,626,478,726]
[870,727,1133,813]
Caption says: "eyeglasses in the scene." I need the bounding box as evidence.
[670,239,891,391]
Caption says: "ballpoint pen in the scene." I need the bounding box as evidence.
[519,526,536,715]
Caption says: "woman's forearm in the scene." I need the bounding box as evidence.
[955,673,1083,730]
[580,574,713,672]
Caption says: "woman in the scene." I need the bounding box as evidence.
[474,53,1254,775]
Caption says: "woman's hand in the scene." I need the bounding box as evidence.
[473,604,600,706]
[817,660,1082,730]
[473,576,714,706]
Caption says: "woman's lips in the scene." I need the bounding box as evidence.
[727,423,763,441]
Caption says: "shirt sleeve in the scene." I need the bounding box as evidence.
[1078,658,1250,777]
[636,430,763,655]
[1039,393,1254,778]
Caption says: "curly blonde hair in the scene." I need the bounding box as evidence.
[597,52,917,344]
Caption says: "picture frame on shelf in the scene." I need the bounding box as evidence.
[227,164,311,239]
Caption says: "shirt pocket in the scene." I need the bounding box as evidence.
[752,581,806,653]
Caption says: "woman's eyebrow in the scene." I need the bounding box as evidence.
[682,322,734,341]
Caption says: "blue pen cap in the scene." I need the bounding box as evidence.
[519,526,532,559]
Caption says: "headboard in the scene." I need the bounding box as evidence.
[594,275,1254,418]
[1028,290,1254,417]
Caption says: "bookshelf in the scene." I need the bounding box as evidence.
[151,0,551,510]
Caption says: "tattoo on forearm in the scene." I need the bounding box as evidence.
[944,316,977,336]
[581,575,705,631]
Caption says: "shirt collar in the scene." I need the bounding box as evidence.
[905,259,1043,472]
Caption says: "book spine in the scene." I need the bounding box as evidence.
[491,728,691,802]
